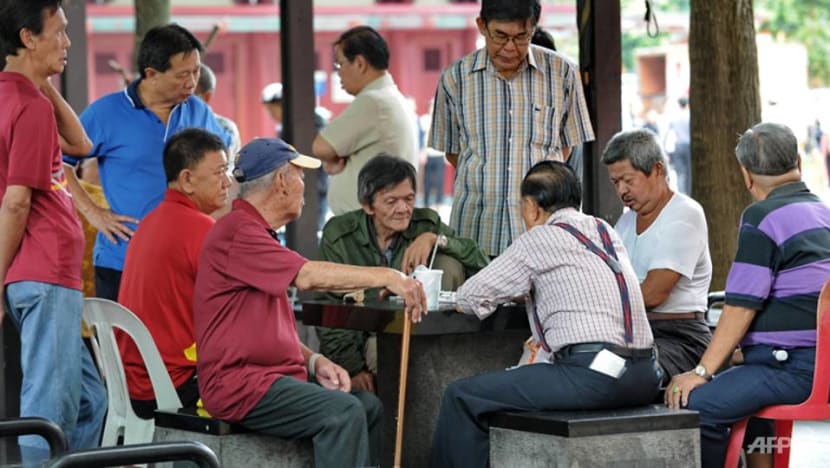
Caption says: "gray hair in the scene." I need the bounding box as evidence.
[601,128,667,176]
[735,122,799,176]
[357,154,416,205]
[238,167,279,199]
[196,63,216,96]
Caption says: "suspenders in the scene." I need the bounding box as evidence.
[527,218,635,354]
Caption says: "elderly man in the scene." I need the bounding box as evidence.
[0,0,106,462]
[117,128,231,419]
[602,128,712,383]
[428,0,594,258]
[431,161,660,468]
[666,123,830,468]
[193,138,426,468]
[311,25,418,215]
[195,64,240,158]
[318,154,489,392]
[64,23,231,301]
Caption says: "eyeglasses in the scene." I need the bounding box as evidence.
[487,28,533,46]
[333,60,346,71]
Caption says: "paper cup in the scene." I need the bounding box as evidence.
[413,268,443,310]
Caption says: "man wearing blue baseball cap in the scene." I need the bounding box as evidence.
[193,137,427,468]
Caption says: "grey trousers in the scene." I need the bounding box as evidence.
[240,377,383,468]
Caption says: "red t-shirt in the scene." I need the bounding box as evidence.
[194,199,308,422]
[0,72,83,290]
[117,189,214,400]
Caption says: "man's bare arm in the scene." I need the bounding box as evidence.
[0,186,32,326]
[640,269,682,309]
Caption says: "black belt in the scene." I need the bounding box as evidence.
[554,342,655,360]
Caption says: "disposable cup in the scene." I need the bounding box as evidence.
[412,268,443,311]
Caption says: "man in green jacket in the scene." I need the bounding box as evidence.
[318,154,489,393]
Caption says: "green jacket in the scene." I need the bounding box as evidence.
[316,207,489,375]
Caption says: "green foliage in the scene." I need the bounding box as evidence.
[622,32,663,73]
[756,0,830,86]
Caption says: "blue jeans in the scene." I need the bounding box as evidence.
[5,281,107,464]
[687,345,814,468]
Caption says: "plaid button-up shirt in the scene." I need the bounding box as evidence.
[429,46,595,257]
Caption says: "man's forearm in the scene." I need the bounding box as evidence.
[445,153,458,168]
[294,261,401,293]
[41,82,92,156]
[698,304,756,373]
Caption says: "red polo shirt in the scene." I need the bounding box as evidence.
[0,72,83,290]
[117,189,214,400]
[194,199,308,422]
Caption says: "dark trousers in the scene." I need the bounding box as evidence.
[430,350,662,468]
[423,157,446,206]
[240,377,383,468]
[652,318,712,384]
[94,266,122,301]
[687,345,814,468]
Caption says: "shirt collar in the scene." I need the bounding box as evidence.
[546,207,581,225]
[470,47,539,76]
[0,72,36,89]
[231,199,275,236]
[359,73,395,95]
[164,188,200,211]
[125,79,145,109]
[766,181,809,199]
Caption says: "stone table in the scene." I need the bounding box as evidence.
[302,299,528,468]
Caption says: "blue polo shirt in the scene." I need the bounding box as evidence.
[66,80,231,271]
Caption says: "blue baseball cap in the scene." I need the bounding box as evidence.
[233,138,321,183]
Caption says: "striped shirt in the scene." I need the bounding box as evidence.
[428,46,595,256]
[726,181,830,347]
[457,208,653,353]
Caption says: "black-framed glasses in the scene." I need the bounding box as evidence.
[486,28,534,46]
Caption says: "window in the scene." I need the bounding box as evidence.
[424,48,442,72]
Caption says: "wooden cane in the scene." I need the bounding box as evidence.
[393,310,413,467]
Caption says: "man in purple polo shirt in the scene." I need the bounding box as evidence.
[193,138,426,468]
[667,123,830,467]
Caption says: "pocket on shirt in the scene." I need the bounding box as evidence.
[530,104,559,158]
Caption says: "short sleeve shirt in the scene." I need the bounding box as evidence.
[429,46,595,256]
[67,79,232,272]
[194,199,308,422]
[725,182,830,347]
[615,193,712,313]
[320,74,419,215]
[0,72,83,290]
[118,190,215,400]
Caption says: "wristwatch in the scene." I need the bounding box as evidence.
[436,234,448,249]
[693,364,712,381]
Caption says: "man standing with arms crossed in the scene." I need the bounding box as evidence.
[0,0,106,463]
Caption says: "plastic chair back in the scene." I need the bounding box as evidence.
[83,298,182,447]
[724,277,830,467]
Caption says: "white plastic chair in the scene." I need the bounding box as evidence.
[83,298,182,447]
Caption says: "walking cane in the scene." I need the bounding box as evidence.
[393,310,413,467]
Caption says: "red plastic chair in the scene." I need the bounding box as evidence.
[723,277,830,467]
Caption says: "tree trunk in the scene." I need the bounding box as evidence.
[133,0,171,71]
[689,0,760,289]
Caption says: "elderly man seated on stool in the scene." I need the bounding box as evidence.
[193,138,428,468]
[317,154,489,392]
[430,161,661,468]
[666,123,830,468]
[602,128,712,384]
